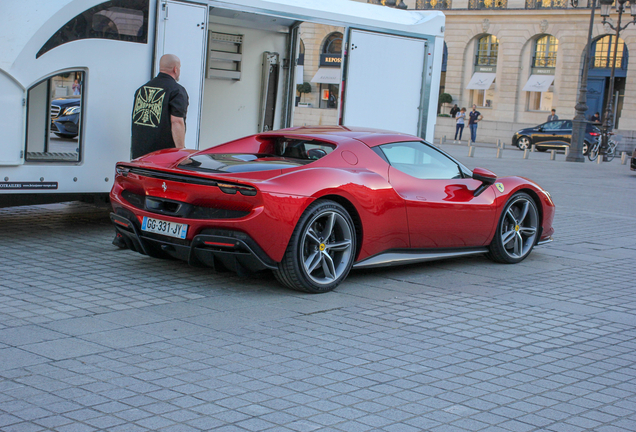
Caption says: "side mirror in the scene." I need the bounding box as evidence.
[472,167,497,197]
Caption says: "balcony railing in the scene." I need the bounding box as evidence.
[532,56,557,68]
[468,0,507,9]
[475,55,498,66]
[415,0,452,9]
[525,0,567,8]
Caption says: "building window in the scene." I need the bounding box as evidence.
[528,91,554,111]
[37,0,148,59]
[533,35,558,68]
[468,0,507,9]
[592,35,626,69]
[472,87,495,108]
[525,0,567,8]
[298,39,305,66]
[475,35,499,66]
[323,33,343,55]
[26,71,85,163]
[415,0,452,9]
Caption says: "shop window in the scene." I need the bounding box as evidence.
[475,35,499,66]
[26,72,84,163]
[319,84,339,109]
[533,35,558,68]
[528,90,554,111]
[37,0,148,58]
[472,84,495,108]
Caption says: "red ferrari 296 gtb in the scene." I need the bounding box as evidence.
[110,126,555,293]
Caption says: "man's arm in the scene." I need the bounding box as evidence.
[171,115,186,149]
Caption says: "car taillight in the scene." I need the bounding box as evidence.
[589,132,599,136]
[217,183,257,196]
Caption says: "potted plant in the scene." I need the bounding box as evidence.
[438,92,453,114]
[296,82,312,107]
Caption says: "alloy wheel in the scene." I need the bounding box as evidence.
[301,210,353,285]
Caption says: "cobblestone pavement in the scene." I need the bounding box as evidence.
[1,150,635,432]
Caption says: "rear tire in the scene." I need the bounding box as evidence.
[582,141,590,155]
[274,200,356,293]
[487,193,539,264]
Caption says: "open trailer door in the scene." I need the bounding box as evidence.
[155,0,208,150]
[0,72,25,166]
[342,29,427,136]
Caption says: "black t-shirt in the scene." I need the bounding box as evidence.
[131,72,188,159]
[468,110,481,125]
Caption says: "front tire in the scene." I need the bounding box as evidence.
[582,141,590,155]
[274,200,356,293]
[517,136,531,150]
[487,193,539,264]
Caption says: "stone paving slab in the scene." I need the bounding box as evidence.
[0,152,635,431]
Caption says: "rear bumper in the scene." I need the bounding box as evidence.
[111,213,278,275]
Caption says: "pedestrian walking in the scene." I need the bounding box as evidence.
[547,109,558,122]
[468,104,482,144]
[454,107,466,142]
[131,53,189,159]
[449,104,459,118]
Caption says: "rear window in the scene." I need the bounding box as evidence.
[276,139,335,160]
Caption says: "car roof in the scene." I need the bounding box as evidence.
[259,126,421,148]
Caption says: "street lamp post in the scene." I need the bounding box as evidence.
[567,0,597,162]
[597,0,636,158]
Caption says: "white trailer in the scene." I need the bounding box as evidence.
[0,0,445,206]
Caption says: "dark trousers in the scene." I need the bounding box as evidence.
[455,124,464,140]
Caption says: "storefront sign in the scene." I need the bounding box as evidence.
[0,182,58,190]
[320,54,342,67]
[474,65,496,73]
[531,67,555,75]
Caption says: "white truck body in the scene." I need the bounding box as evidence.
[0,0,445,206]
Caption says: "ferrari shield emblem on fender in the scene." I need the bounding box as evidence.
[495,183,505,193]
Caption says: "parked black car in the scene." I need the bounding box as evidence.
[512,120,601,154]
[50,97,80,139]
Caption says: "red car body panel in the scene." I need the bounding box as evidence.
[110,126,555,268]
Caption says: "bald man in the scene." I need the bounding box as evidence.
[130,54,189,159]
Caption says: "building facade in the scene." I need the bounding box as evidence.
[294,0,636,148]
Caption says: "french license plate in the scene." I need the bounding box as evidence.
[141,216,188,239]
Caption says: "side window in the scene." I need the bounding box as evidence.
[561,121,572,130]
[543,121,560,130]
[379,141,462,180]
[26,71,84,163]
[36,0,149,58]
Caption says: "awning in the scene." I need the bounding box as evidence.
[522,74,555,92]
[310,67,340,84]
[466,72,496,90]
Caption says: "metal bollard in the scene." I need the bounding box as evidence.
[531,145,536,153]
[621,152,628,165]
[523,149,530,159]
[550,150,556,160]
[496,147,502,158]
[442,136,446,145]
[468,146,475,157]
[597,155,602,164]
[564,147,570,157]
